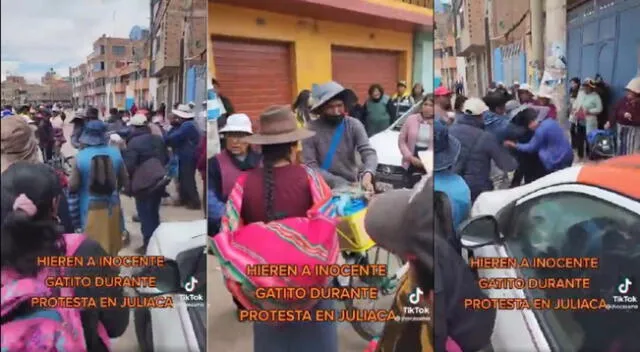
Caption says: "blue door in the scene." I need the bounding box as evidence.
[493,47,504,84]
[567,0,640,101]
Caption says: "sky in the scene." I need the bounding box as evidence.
[1,0,149,83]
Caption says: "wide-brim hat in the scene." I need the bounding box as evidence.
[79,120,108,146]
[172,104,195,119]
[625,76,640,94]
[310,81,350,113]
[243,105,315,145]
[0,116,41,166]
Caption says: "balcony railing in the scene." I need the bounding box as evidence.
[396,0,433,8]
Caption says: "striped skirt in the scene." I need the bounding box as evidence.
[617,124,640,155]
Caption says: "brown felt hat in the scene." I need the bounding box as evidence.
[243,105,315,145]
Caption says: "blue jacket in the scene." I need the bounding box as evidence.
[516,118,573,172]
[483,111,513,144]
[166,120,201,161]
[449,115,518,200]
[434,171,471,230]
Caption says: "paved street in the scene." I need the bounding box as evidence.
[60,112,204,352]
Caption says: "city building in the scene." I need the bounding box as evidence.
[183,0,208,116]
[150,0,183,113]
[1,70,73,106]
[86,35,137,110]
[489,0,529,88]
[434,1,457,89]
[69,29,152,112]
[150,0,207,115]
[208,0,433,120]
[69,63,88,107]
[452,0,489,97]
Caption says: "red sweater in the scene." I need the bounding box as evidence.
[611,96,640,127]
[196,135,207,182]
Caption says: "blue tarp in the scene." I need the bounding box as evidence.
[125,98,135,111]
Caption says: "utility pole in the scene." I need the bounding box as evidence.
[484,0,493,88]
[545,0,567,124]
[530,0,544,90]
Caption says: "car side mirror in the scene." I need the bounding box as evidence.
[458,215,503,250]
[134,258,182,296]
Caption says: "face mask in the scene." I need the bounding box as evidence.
[323,113,344,125]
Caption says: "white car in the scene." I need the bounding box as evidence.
[134,219,207,352]
[369,102,424,189]
[458,156,640,352]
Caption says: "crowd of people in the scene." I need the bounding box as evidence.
[208,73,638,352]
[1,100,206,350]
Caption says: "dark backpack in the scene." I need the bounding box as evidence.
[88,155,117,196]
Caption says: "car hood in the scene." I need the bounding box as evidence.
[471,166,584,216]
[146,219,207,260]
[370,129,402,167]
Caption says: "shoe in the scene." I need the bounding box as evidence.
[132,214,140,223]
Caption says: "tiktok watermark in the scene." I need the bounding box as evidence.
[178,276,205,308]
[398,287,431,322]
[608,277,638,311]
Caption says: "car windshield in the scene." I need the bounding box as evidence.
[391,99,423,131]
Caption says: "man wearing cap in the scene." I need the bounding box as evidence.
[434,86,454,124]
[449,98,517,201]
[166,104,202,209]
[390,80,415,121]
[303,81,378,191]
[364,177,495,352]
[207,113,261,234]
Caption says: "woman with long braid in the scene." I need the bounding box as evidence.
[210,106,338,352]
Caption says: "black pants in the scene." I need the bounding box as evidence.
[570,123,587,159]
[511,153,545,188]
[404,147,427,188]
[178,157,201,209]
[41,145,53,162]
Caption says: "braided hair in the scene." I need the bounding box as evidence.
[261,142,297,222]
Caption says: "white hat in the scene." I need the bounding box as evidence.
[219,113,253,134]
[462,98,489,116]
[513,80,520,85]
[172,104,195,119]
[625,76,640,94]
[202,100,207,105]
[128,113,148,126]
[518,83,533,93]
